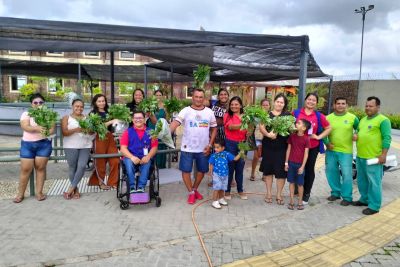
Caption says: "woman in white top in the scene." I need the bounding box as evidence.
[61,99,93,199]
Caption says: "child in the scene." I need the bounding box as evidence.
[208,139,241,209]
[285,119,311,210]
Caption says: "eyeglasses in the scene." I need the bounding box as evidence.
[33,101,44,105]
[133,117,144,120]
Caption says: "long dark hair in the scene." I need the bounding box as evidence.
[227,96,244,117]
[132,88,145,104]
[91,94,109,113]
[274,93,288,112]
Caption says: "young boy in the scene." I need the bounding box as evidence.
[208,139,240,209]
[285,119,311,210]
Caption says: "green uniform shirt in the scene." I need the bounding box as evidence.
[357,114,392,159]
[326,112,359,154]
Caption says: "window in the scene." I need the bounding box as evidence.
[185,86,193,99]
[120,51,135,60]
[46,51,64,56]
[8,50,27,55]
[83,81,101,95]
[84,52,100,58]
[9,76,27,91]
[48,78,63,93]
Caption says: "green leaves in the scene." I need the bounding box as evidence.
[270,115,296,136]
[138,96,159,114]
[193,65,211,89]
[241,105,271,130]
[149,119,163,139]
[238,141,251,159]
[78,113,107,140]
[28,105,58,137]
[107,104,132,123]
[164,97,184,116]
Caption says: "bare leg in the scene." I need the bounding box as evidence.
[298,185,304,205]
[16,159,34,199]
[276,178,286,201]
[193,172,205,190]
[182,172,193,192]
[218,190,224,199]
[212,190,219,201]
[250,149,259,179]
[264,175,273,200]
[289,183,295,205]
[34,157,49,199]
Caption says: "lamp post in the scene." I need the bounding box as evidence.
[355,5,374,91]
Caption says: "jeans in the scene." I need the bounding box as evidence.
[20,139,52,159]
[123,157,151,190]
[64,148,91,188]
[356,157,383,211]
[225,139,245,193]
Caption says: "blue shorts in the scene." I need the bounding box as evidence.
[212,173,228,191]
[179,151,209,173]
[287,161,305,185]
[20,139,52,159]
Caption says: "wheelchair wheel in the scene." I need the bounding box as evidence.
[85,158,94,172]
[155,196,162,207]
[120,201,129,210]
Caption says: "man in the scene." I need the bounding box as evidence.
[325,97,359,206]
[120,110,158,193]
[170,88,217,204]
[353,96,391,215]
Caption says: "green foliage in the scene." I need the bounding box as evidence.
[164,97,183,116]
[347,106,366,120]
[28,105,58,137]
[270,115,296,136]
[92,86,102,95]
[54,87,73,98]
[238,141,251,159]
[19,83,38,101]
[118,82,136,95]
[241,105,271,130]
[347,106,400,130]
[287,83,328,112]
[106,104,132,123]
[193,65,211,89]
[78,113,107,140]
[386,114,400,129]
[149,119,163,139]
[138,96,159,114]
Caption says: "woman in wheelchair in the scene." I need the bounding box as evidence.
[120,110,158,193]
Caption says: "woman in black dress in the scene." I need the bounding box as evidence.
[259,93,290,205]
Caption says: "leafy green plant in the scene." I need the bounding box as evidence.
[19,83,38,102]
[238,141,251,159]
[164,97,183,115]
[149,119,163,139]
[386,113,400,129]
[347,106,366,120]
[241,105,271,130]
[138,96,159,114]
[106,104,132,123]
[28,105,58,137]
[270,115,296,136]
[78,113,107,140]
[193,65,211,89]
[54,87,73,98]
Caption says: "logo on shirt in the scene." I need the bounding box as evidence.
[189,120,209,128]
[344,120,348,124]
[368,125,372,130]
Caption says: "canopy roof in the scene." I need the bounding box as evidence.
[0,17,326,82]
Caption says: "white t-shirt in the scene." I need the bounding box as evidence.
[63,116,94,149]
[175,106,217,153]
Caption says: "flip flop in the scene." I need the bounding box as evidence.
[264,197,273,203]
[13,196,24,203]
[297,204,305,210]
[73,192,81,199]
[249,176,255,181]
[288,203,295,210]
[276,198,285,205]
[36,195,47,201]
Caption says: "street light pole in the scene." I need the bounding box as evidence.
[355,5,374,91]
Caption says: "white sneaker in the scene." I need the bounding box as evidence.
[219,198,228,206]
[212,201,222,209]
[302,201,309,205]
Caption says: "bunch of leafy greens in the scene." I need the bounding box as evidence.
[270,115,296,136]
[149,119,163,139]
[164,97,183,116]
[28,105,58,137]
[106,104,132,123]
[240,105,271,130]
[78,113,107,140]
[137,96,159,114]
[237,141,251,159]
[193,65,211,89]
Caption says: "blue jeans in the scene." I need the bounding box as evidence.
[225,139,245,193]
[179,151,209,173]
[123,157,151,190]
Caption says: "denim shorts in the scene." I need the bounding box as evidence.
[20,139,52,159]
[287,161,305,185]
[179,151,209,173]
[212,173,228,191]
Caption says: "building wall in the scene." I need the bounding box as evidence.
[357,80,400,113]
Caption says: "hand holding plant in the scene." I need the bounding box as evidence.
[28,105,58,137]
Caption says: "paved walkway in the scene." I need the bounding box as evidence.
[0,139,399,266]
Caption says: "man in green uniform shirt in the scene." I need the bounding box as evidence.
[353,96,391,215]
[325,97,359,206]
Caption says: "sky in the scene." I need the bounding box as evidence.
[0,0,399,77]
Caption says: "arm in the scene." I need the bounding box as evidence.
[140,145,158,164]
[259,124,277,139]
[208,164,214,177]
[61,116,81,136]
[352,117,360,141]
[20,119,44,134]
[148,113,158,125]
[298,148,309,174]
[233,153,241,161]
[204,127,217,156]
[169,120,181,133]
[378,119,392,164]
[284,144,291,171]
[120,145,141,165]
[311,125,331,140]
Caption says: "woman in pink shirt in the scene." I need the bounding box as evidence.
[223,96,248,200]
[14,93,55,203]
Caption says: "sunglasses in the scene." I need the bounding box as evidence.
[133,117,144,120]
[33,101,44,105]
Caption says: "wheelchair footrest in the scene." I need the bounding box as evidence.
[130,192,150,204]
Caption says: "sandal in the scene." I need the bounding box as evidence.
[276,198,284,205]
[249,176,255,181]
[288,203,295,210]
[264,196,273,203]
[36,195,47,201]
[63,192,72,200]
[297,204,304,210]
[99,184,111,190]
[13,196,24,203]
[73,192,81,199]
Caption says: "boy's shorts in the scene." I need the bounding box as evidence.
[179,151,209,173]
[287,161,305,185]
[20,139,52,159]
[212,173,228,191]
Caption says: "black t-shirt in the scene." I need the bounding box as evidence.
[211,101,227,126]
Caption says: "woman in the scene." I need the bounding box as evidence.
[88,94,120,190]
[61,99,93,199]
[223,96,248,200]
[259,93,291,205]
[14,93,54,203]
[249,98,270,181]
[146,90,167,169]
[126,88,145,113]
[210,88,229,141]
[293,93,331,204]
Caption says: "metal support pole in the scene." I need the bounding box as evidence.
[29,172,35,196]
[110,51,115,104]
[358,11,366,91]
[77,63,82,96]
[144,65,148,97]
[0,63,3,101]
[298,46,309,109]
[327,76,334,114]
[90,79,93,100]
[170,65,174,98]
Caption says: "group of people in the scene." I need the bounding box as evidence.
[13,89,392,216]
